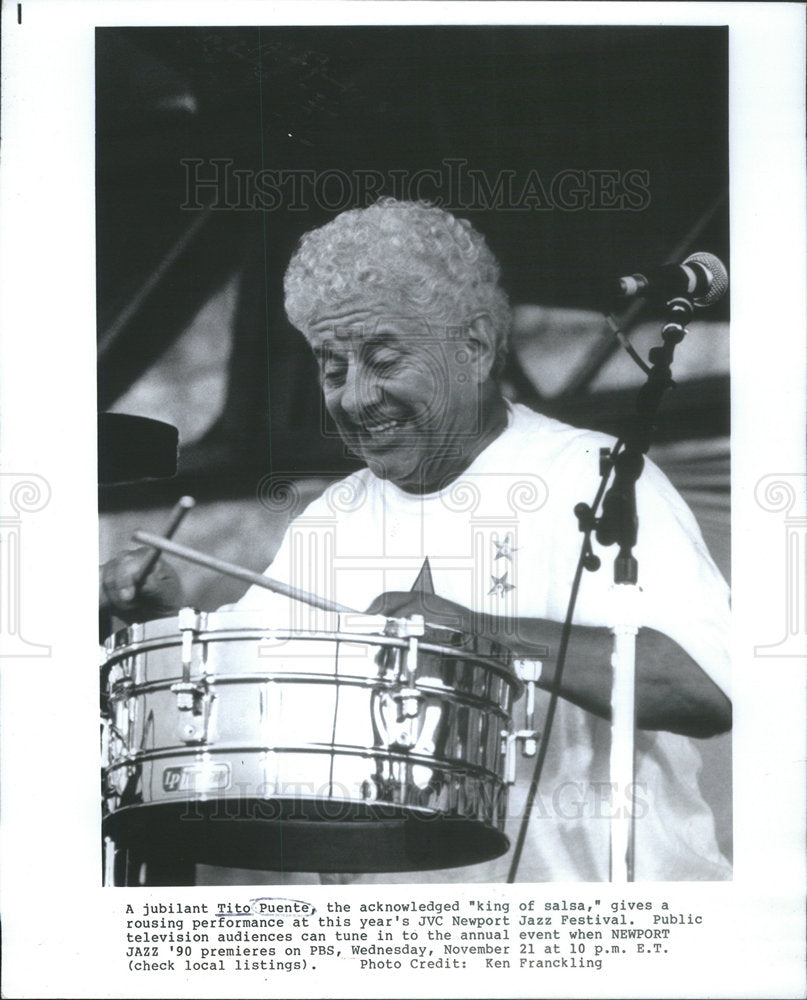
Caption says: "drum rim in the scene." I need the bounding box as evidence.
[103,741,510,783]
[106,609,523,691]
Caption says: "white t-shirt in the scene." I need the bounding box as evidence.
[235,402,731,882]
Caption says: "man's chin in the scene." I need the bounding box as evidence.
[364,454,404,481]
[363,453,423,490]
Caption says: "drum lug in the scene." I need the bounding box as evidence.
[392,685,422,721]
[105,677,135,758]
[170,679,213,744]
[173,610,213,743]
[514,657,542,740]
[171,678,206,711]
[502,728,541,784]
[385,614,426,639]
[384,685,423,750]
[178,607,202,666]
[387,614,425,746]
[503,660,543,783]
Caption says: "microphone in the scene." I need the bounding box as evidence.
[613,252,728,307]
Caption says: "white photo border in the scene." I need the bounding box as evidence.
[0,3,804,999]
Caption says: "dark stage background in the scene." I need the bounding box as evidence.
[96,25,732,867]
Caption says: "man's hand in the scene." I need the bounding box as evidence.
[364,590,731,738]
[100,547,184,625]
[365,590,477,632]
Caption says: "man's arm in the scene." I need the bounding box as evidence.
[504,616,732,738]
[366,591,731,739]
[522,443,733,738]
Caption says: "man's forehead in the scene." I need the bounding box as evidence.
[306,306,457,346]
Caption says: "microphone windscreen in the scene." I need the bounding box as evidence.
[684,252,729,307]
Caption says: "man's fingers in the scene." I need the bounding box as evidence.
[103,549,151,609]
[100,546,183,626]
[365,590,473,630]
[365,591,413,616]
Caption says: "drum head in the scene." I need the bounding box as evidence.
[103,800,509,873]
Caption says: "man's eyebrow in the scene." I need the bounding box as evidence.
[363,332,401,349]
[312,340,353,362]
[312,330,401,358]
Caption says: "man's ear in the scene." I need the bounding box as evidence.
[466,313,498,383]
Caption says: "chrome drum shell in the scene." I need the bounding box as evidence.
[102,609,522,873]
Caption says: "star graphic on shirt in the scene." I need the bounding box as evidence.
[493,532,519,562]
[488,571,515,597]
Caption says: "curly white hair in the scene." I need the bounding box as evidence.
[284,198,511,374]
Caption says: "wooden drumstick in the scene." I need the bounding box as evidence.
[134,496,195,590]
[132,529,358,615]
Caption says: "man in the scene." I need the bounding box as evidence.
[103,198,731,882]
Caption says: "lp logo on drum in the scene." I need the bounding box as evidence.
[162,763,231,793]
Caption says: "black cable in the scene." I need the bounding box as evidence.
[507,437,622,883]
[604,313,653,376]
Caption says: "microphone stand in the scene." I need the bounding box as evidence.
[574,294,695,882]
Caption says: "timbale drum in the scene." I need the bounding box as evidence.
[102,608,522,873]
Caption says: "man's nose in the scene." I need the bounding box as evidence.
[340,359,382,418]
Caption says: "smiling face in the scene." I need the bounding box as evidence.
[306,302,505,494]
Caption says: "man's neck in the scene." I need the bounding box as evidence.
[396,390,509,495]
